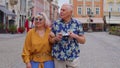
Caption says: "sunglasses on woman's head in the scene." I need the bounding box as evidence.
[35,18,43,22]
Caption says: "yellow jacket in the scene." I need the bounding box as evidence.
[22,28,53,63]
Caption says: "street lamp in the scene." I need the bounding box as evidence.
[88,9,93,32]
[108,11,111,31]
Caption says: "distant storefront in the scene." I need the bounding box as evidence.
[105,16,120,31]
[0,5,16,33]
[0,5,15,24]
[0,10,3,23]
[106,17,120,25]
[76,18,104,32]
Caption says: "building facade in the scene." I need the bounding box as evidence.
[70,0,104,31]
[0,0,27,28]
[104,0,120,26]
[0,0,59,33]
[0,0,16,33]
[32,0,59,22]
[50,0,59,22]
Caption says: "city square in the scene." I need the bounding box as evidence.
[0,0,120,68]
[0,32,120,68]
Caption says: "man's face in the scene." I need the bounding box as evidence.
[60,5,72,20]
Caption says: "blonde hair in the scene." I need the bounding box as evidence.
[41,12,51,27]
[34,12,51,28]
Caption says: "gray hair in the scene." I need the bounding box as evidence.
[62,3,73,12]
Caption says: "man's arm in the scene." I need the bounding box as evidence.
[69,32,86,44]
[75,34,85,44]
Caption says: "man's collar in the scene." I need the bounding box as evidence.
[59,18,75,23]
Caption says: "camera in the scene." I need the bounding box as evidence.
[62,33,69,37]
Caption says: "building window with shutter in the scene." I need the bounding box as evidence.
[108,4,113,12]
[78,7,82,15]
[77,0,82,1]
[116,0,120,3]
[107,0,114,3]
[95,0,100,2]
[118,7,120,12]
[86,0,91,2]
[117,4,120,12]
[96,8,100,15]
[86,7,91,15]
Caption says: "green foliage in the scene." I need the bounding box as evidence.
[110,26,117,31]
[9,25,17,33]
[0,23,4,29]
[28,16,31,21]
[109,26,120,36]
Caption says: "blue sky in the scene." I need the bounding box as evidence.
[58,0,69,12]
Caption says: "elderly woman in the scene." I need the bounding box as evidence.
[21,12,55,68]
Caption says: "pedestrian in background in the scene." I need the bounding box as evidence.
[21,12,55,68]
[24,18,29,32]
[51,3,86,68]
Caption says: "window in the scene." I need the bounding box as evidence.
[109,8,112,12]
[118,7,120,12]
[86,0,92,2]
[77,0,82,1]
[108,4,113,12]
[116,0,120,3]
[96,8,100,14]
[86,8,91,15]
[20,0,26,12]
[118,4,120,12]
[94,0,100,2]
[78,7,82,15]
[107,0,114,3]
[6,2,8,9]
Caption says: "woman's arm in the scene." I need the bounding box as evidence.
[22,30,32,63]
[49,32,56,44]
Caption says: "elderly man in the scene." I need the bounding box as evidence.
[51,3,86,68]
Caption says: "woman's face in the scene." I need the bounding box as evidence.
[34,15,45,28]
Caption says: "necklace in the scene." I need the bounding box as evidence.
[36,29,46,37]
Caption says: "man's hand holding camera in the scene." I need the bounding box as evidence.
[54,33,63,42]
[53,32,77,42]
[52,31,85,44]
[69,31,85,44]
[68,31,78,39]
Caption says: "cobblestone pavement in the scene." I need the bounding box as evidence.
[79,32,120,68]
[0,33,26,68]
[0,32,120,68]
[0,34,26,41]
